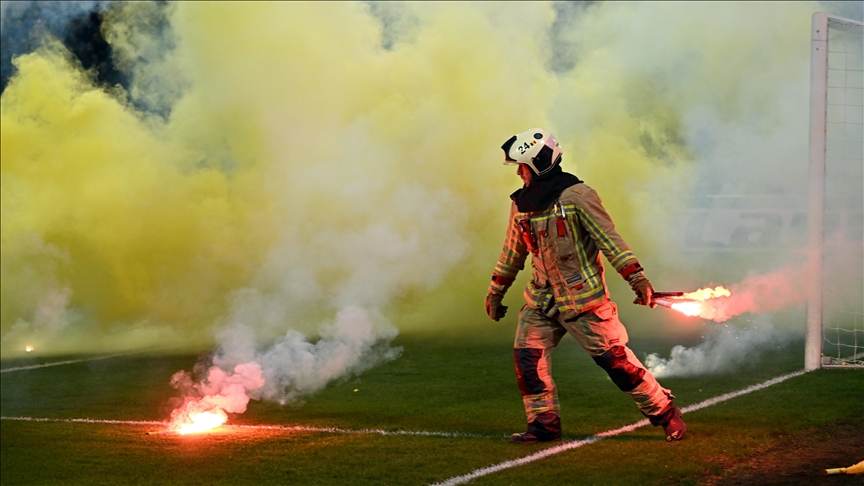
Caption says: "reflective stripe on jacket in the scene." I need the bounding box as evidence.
[492,183,639,314]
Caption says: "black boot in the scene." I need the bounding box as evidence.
[510,412,561,444]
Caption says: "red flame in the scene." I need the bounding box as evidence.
[167,363,265,435]
[682,286,732,301]
[173,409,227,435]
[670,301,703,316]
[667,286,732,319]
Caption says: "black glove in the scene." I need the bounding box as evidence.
[485,292,508,321]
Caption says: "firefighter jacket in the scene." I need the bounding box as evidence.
[491,183,642,316]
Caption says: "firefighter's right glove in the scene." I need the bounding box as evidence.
[485,274,513,321]
[485,292,508,321]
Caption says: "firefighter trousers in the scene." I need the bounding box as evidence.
[513,300,674,426]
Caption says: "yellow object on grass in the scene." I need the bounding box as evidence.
[825,460,864,475]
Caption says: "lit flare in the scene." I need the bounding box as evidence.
[670,301,702,316]
[656,286,732,320]
[682,286,731,301]
[172,408,227,435]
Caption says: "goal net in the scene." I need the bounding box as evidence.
[806,13,864,369]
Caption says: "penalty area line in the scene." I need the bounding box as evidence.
[0,416,164,426]
[232,424,484,438]
[429,369,810,486]
[0,416,485,438]
[0,353,132,373]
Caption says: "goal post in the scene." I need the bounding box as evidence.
[806,12,864,370]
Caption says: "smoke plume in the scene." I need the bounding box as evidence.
[645,316,791,378]
[2,3,860,399]
[171,305,401,425]
[169,361,264,432]
[689,265,809,322]
[644,263,812,377]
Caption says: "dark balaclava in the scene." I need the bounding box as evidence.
[511,164,582,212]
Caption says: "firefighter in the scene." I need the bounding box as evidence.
[485,128,686,444]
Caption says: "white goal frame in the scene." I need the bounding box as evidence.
[806,12,864,370]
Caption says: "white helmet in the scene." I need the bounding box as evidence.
[501,128,563,176]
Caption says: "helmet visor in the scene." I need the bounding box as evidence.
[501,135,518,162]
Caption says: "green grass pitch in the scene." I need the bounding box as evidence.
[2,333,862,485]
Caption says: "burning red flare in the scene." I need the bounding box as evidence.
[659,286,732,320]
[173,410,227,435]
[682,286,732,301]
[669,301,703,316]
[169,399,230,434]
[167,363,264,435]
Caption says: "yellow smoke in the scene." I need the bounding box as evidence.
[1,39,275,352]
[1,2,823,355]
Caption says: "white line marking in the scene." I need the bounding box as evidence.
[679,369,808,414]
[0,369,811,480]
[430,369,810,486]
[231,423,482,438]
[0,353,130,373]
[0,416,164,425]
[0,416,485,438]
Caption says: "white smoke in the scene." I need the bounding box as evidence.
[168,165,468,419]
[5,286,77,350]
[3,0,858,415]
[0,232,78,352]
[210,306,400,405]
[645,316,794,378]
[21,286,74,334]
[169,361,265,429]
[168,305,402,423]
